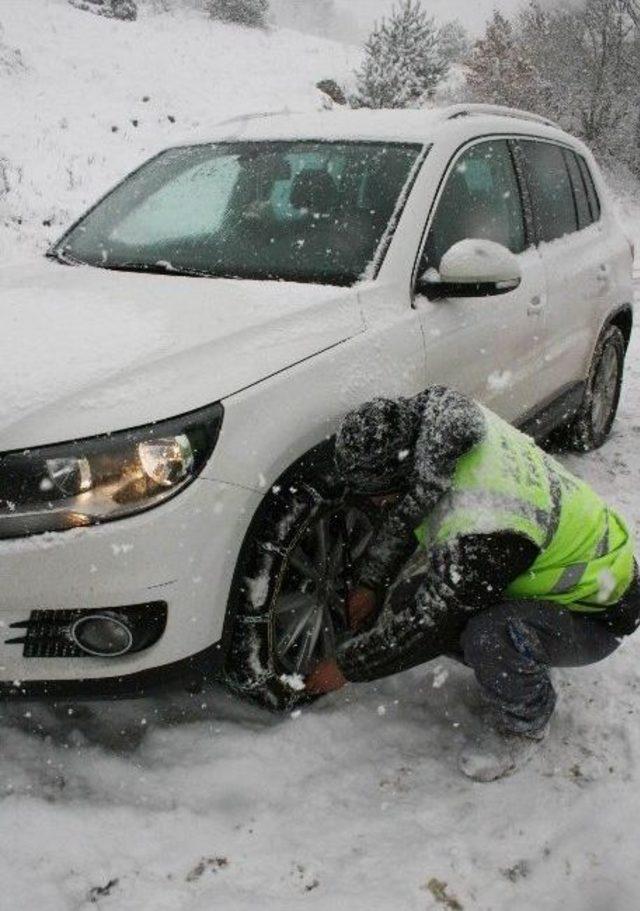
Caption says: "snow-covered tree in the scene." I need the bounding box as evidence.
[465,11,538,110]
[574,0,639,142]
[465,1,640,176]
[437,19,471,65]
[620,0,640,25]
[516,0,640,170]
[204,0,269,28]
[68,0,138,19]
[354,0,448,109]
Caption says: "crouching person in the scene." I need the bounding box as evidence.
[306,387,640,781]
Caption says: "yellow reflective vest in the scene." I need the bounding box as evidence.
[415,407,635,611]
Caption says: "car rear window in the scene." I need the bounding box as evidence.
[519,140,578,243]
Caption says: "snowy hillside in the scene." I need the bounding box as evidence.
[0,0,357,260]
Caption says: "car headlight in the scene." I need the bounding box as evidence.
[0,403,223,539]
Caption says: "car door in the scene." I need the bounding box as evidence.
[515,139,601,406]
[413,138,547,422]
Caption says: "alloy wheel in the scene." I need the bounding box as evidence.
[591,343,620,438]
[272,505,374,676]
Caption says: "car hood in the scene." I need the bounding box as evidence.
[0,259,363,450]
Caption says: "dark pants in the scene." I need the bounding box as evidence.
[460,578,640,734]
[383,570,640,735]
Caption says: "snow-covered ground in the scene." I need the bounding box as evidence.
[2,2,640,909]
[2,354,640,911]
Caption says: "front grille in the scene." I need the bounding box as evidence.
[5,602,168,658]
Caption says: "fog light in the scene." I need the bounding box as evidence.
[71,613,134,657]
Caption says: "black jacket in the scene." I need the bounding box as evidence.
[337,390,539,682]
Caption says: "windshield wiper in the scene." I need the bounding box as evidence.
[46,247,84,267]
[107,261,216,279]
[46,253,217,279]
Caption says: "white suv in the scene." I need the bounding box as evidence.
[0,104,634,708]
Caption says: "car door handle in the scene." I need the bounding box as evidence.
[527,295,544,316]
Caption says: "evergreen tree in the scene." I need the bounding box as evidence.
[354,0,448,109]
[205,0,269,28]
[438,19,471,65]
[465,11,535,110]
[466,1,640,177]
[517,0,640,165]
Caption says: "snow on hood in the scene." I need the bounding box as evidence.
[0,259,363,451]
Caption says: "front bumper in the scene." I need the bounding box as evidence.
[0,477,261,696]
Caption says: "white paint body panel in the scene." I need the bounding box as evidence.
[0,108,633,686]
[0,479,261,682]
[415,244,548,421]
[0,260,361,451]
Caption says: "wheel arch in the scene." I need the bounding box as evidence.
[579,304,633,389]
[551,307,629,452]
[603,304,633,352]
[218,436,339,666]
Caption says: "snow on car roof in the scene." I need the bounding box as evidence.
[184,105,570,148]
[210,108,444,144]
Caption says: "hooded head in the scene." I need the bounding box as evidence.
[335,397,417,495]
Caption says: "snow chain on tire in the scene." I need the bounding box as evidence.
[562,325,626,452]
[223,479,334,711]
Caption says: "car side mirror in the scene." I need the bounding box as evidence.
[416,239,522,301]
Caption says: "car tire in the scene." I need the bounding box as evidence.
[553,325,626,452]
[222,468,377,712]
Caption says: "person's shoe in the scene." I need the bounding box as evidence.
[458,724,548,782]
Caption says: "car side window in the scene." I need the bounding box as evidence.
[564,150,592,230]
[421,139,526,271]
[519,140,577,243]
[576,155,601,222]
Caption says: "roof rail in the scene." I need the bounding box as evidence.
[443,103,560,130]
[216,108,296,128]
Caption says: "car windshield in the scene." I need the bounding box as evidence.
[55,140,424,286]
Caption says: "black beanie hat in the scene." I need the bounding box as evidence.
[335,397,417,494]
